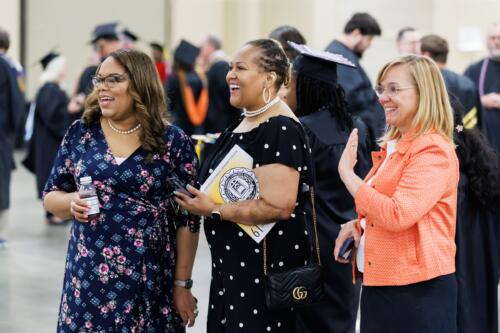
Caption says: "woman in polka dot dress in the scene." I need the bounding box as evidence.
[175,39,312,332]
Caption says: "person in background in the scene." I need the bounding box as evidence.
[69,23,125,120]
[326,13,384,151]
[198,35,240,134]
[421,34,481,129]
[269,25,307,101]
[464,22,500,152]
[285,42,371,333]
[43,48,200,331]
[334,55,459,333]
[0,32,25,249]
[396,27,421,55]
[0,27,27,148]
[166,40,208,136]
[175,39,311,332]
[150,42,170,85]
[24,52,71,224]
[449,94,500,333]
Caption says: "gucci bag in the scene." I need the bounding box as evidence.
[263,186,326,310]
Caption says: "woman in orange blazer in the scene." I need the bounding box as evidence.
[334,55,459,333]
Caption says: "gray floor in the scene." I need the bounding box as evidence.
[0,152,211,333]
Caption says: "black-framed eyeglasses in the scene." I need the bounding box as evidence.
[374,84,415,98]
[91,73,129,88]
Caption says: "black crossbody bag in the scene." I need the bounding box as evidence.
[263,128,326,310]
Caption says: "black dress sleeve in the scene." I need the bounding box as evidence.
[256,116,309,174]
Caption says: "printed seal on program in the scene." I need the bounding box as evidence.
[219,167,259,202]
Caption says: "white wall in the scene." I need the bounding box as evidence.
[0,0,21,61]
[25,0,166,98]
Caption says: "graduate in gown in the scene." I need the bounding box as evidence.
[451,95,500,333]
[464,23,500,152]
[32,52,71,223]
[285,42,371,333]
[166,40,207,136]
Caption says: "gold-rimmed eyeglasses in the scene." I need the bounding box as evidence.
[374,84,415,98]
[91,73,129,88]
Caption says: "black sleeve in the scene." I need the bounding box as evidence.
[256,117,309,173]
[36,85,70,139]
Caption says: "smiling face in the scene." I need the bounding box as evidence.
[96,56,134,122]
[378,64,419,134]
[226,44,274,110]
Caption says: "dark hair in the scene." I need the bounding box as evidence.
[420,34,448,63]
[344,13,381,36]
[295,73,353,130]
[83,48,168,161]
[0,28,10,51]
[450,94,500,210]
[246,38,290,89]
[396,27,416,42]
[269,25,307,61]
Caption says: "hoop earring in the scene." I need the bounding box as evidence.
[262,87,271,103]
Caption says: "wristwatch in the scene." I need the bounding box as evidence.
[174,279,193,289]
[211,207,222,222]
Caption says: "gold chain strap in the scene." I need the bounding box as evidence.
[262,185,321,276]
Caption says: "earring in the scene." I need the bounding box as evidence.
[262,87,271,103]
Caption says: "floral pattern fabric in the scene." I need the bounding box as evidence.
[44,120,200,332]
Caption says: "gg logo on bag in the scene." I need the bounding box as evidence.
[292,286,308,300]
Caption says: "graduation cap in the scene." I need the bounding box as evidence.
[123,29,139,42]
[288,41,356,84]
[39,51,60,70]
[150,42,164,53]
[173,39,200,69]
[90,22,120,44]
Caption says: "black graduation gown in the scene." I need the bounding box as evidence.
[325,40,385,151]
[204,60,240,134]
[297,109,371,333]
[0,56,24,209]
[165,71,204,136]
[441,68,482,128]
[71,65,97,122]
[464,58,500,152]
[455,172,499,333]
[32,83,70,198]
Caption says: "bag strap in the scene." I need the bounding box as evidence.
[263,124,321,276]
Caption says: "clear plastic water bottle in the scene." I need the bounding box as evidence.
[79,176,100,220]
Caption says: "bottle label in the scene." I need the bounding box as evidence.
[82,196,100,215]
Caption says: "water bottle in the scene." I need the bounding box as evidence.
[79,176,100,220]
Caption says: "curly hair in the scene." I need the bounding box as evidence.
[450,94,500,210]
[246,38,291,89]
[82,48,168,161]
[295,73,352,130]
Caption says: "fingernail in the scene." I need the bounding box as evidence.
[173,191,178,196]
[186,184,193,190]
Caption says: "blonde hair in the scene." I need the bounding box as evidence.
[376,55,454,144]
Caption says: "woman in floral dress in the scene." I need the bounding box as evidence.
[44,48,200,332]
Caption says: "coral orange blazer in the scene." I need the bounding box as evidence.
[353,132,459,286]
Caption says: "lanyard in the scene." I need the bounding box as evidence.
[478,57,490,97]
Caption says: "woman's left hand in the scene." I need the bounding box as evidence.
[338,128,358,175]
[174,185,215,217]
[173,287,198,327]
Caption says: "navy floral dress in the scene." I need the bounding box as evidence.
[43,120,200,333]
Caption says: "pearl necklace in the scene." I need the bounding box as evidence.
[107,119,142,134]
[243,96,280,118]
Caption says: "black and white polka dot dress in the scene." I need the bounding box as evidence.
[199,116,312,332]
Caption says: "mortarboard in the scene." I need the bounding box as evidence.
[122,29,139,42]
[173,39,200,68]
[288,41,356,84]
[90,22,120,44]
[39,51,60,70]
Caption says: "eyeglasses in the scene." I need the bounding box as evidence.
[374,84,415,98]
[91,73,129,88]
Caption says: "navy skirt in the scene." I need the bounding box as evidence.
[361,273,457,333]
